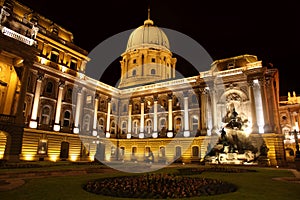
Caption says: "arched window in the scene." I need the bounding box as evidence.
[175,117,182,133]
[121,121,127,134]
[98,118,104,132]
[159,118,166,130]
[192,146,199,157]
[63,110,71,127]
[41,106,51,125]
[151,69,156,75]
[133,120,139,134]
[45,82,53,93]
[83,114,91,131]
[145,119,152,134]
[132,70,136,76]
[110,120,116,134]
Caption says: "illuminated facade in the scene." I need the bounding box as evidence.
[0,0,295,166]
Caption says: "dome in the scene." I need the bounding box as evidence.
[125,18,170,52]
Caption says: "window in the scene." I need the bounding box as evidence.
[123,104,127,112]
[83,114,91,131]
[70,59,77,70]
[145,119,152,134]
[41,106,51,125]
[192,146,199,157]
[133,120,139,134]
[98,118,104,132]
[120,147,125,157]
[159,146,166,157]
[65,88,72,101]
[121,121,127,134]
[112,103,116,112]
[159,118,166,130]
[133,59,136,64]
[151,69,156,75]
[86,95,92,105]
[50,50,59,62]
[192,94,198,104]
[145,147,151,157]
[132,147,137,156]
[45,81,53,93]
[192,116,199,131]
[111,146,116,156]
[175,117,182,133]
[151,58,156,62]
[110,121,116,134]
[37,140,47,155]
[175,146,182,158]
[63,110,71,127]
[132,70,136,76]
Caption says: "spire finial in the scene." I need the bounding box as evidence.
[144,3,154,25]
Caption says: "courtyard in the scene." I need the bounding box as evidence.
[0,161,300,199]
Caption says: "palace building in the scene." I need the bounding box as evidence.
[0,0,298,167]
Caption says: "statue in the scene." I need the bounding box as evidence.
[225,107,242,130]
[31,22,39,39]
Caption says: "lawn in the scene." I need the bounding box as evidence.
[0,165,300,200]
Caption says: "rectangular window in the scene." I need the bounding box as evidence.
[37,140,47,155]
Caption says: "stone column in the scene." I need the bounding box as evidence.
[152,96,158,138]
[106,98,111,138]
[15,61,30,124]
[29,74,43,128]
[209,84,218,135]
[92,95,99,136]
[265,77,281,133]
[139,98,145,138]
[248,80,259,133]
[53,82,64,131]
[200,88,209,135]
[127,102,132,139]
[167,93,173,137]
[183,91,190,137]
[259,78,271,132]
[73,88,83,133]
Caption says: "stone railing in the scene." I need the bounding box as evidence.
[0,114,16,124]
[0,26,35,46]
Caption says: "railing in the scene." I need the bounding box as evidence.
[0,114,16,124]
[0,26,35,46]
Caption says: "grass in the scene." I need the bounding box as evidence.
[0,164,300,200]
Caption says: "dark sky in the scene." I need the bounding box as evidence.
[16,0,300,96]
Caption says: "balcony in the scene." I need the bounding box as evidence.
[0,26,36,46]
[0,114,16,124]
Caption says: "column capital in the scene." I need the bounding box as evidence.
[153,94,158,101]
[167,92,173,100]
[183,90,189,97]
[59,81,65,88]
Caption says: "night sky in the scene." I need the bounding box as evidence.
[16,0,300,97]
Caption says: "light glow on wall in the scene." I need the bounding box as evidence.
[24,154,34,161]
[53,124,60,132]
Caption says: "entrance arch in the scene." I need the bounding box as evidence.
[60,141,69,160]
